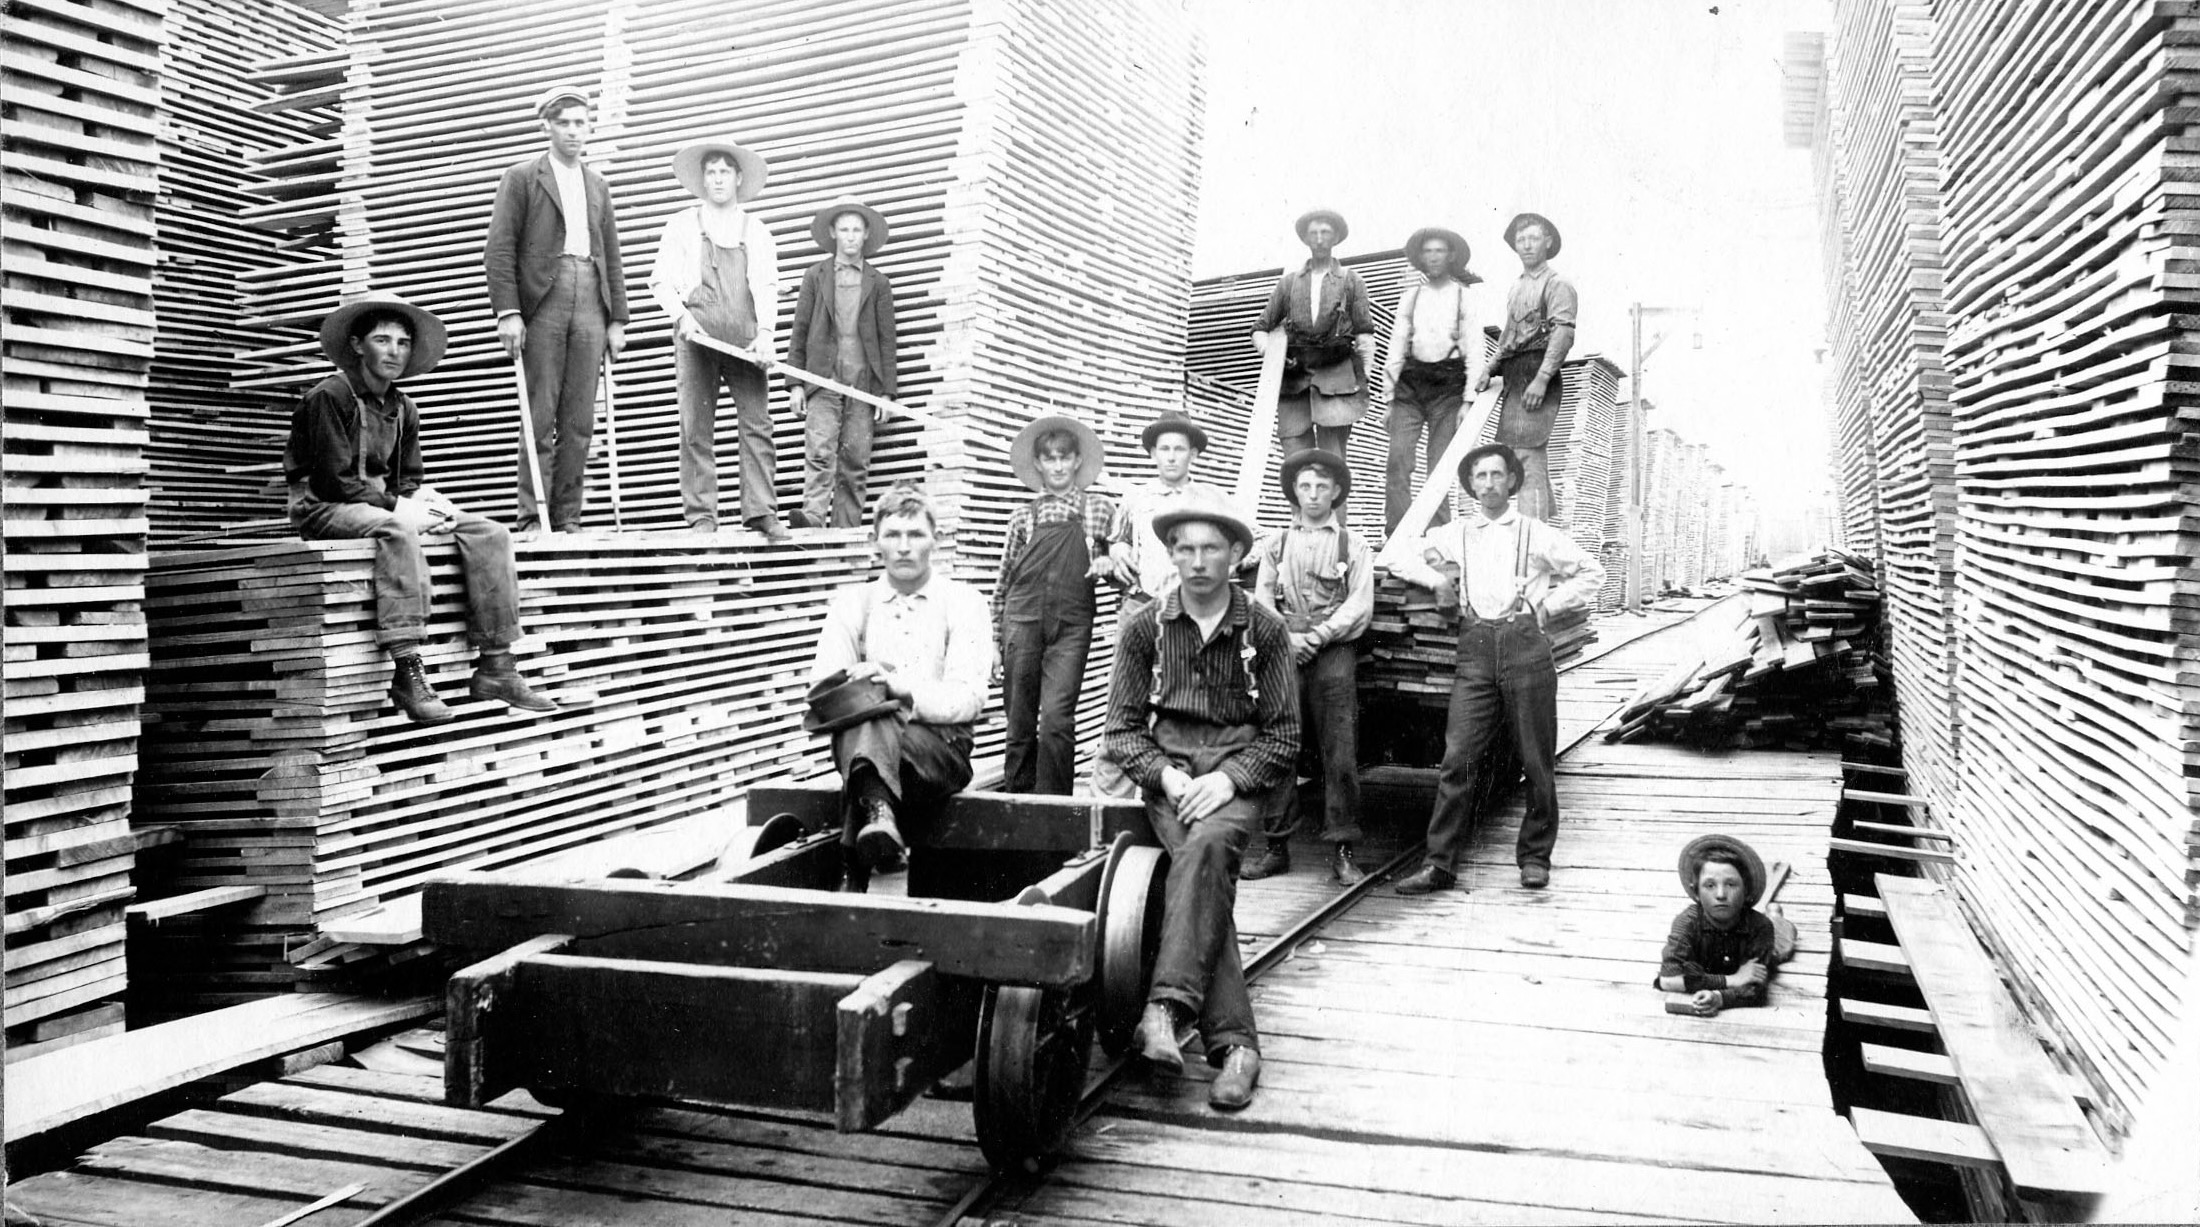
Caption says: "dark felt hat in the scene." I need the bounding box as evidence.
[673,137,769,202]
[1010,415,1105,492]
[318,292,446,379]
[1150,488,1255,555]
[1278,448,1352,507]
[1503,212,1563,259]
[1295,207,1348,245]
[802,669,901,734]
[1457,442,1524,495]
[1140,412,1209,454]
[1404,226,1481,285]
[811,198,889,256]
[1679,834,1767,909]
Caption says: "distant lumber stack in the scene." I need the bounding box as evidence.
[1606,550,1885,749]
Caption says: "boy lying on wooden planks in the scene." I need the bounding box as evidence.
[285,293,559,725]
[1656,834,1796,1016]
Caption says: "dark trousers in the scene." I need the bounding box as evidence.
[1266,641,1363,844]
[1143,717,1264,1058]
[1278,398,1351,461]
[293,500,519,653]
[1424,615,1560,873]
[1385,374,1464,532]
[675,338,772,527]
[830,716,973,840]
[1494,353,1560,522]
[801,388,875,528]
[516,255,607,531]
[1001,617,1093,795]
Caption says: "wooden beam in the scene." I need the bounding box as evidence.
[717,830,844,890]
[126,885,268,923]
[1876,876,2111,1199]
[1851,1105,2000,1169]
[746,784,1151,854]
[1840,761,1908,778]
[1851,820,1954,843]
[420,873,1097,988]
[1842,938,1912,975]
[1842,787,1928,808]
[1841,998,1935,1032]
[1863,1043,2095,1109]
[1829,837,1954,865]
[1843,893,1888,919]
[445,934,573,1109]
[834,960,970,1131]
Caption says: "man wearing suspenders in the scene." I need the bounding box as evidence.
[1389,444,1603,893]
[1476,212,1578,523]
[1381,226,1484,533]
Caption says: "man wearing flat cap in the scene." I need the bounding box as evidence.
[1475,212,1578,522]
[647,136,785,537]
[286,293,558,725]
[786,199,900,531]
[1247,448,1374,886]
[484,83,629,534]
[1253,209,1377,459]
[811,485,993,890]
[1106,488,1298,1112]
[1382,225,1485,533]
[1390,442,1602,895]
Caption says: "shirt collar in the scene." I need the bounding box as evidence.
[835,254,865,272]
[1470,505,1520,529]
[877,574,935,604]
[337,368,404,413]
[1158,584,1248,631]
[1298,257,1340,275]
[1294,512,1340,533]
[1517,264,1554,284]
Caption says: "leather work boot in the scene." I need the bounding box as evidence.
[746,515,791,542]
[1393,863,1456,896]
[1331,842,1368,888]
[856,795,905,874]
[469,651,558,712]
[1134,1001,1185,1074]
[388,653,454,725]
[1520,863,1551,890]
[1239,840,1290,881]
[1208,1046,1261,1111]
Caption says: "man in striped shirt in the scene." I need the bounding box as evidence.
[1106,490,1298,1112]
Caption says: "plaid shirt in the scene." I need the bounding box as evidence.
[993,489,1115,625]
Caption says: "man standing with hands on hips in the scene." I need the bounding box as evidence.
[1390,443,1602,894]
[484,83,629,534]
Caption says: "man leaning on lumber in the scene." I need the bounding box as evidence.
[1106,487,1299,1112]
[808,484,994,892]
[285,293,558,725]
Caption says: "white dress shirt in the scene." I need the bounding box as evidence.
[1389,505,1605,624]
[811,573,994,725]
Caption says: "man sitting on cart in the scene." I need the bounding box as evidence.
[1105,488,1299,1112]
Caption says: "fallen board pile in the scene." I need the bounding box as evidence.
[2,0,160,1057]
[130,532,886,1014]
[1605,549,1884,748]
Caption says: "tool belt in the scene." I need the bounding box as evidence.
[1399,355,1468,391]
[1285,338,1355,372]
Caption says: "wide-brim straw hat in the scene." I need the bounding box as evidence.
[318,292,446,380]
[1140,412,1210,453]
[1678,834,1767,909]
[1278,447,1352,506]
[1404,226,1481,285]
[1295,207,1348,245]
[1010,415,1105,492]
[811,198,889,256]
[1503,211,1563,259]
[673,137,769,202]
[532,82,592,119]
[1150,489,1256,555]
[802,670,901,734]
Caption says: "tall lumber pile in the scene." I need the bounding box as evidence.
[1606,550,1886,748]
[2,0,160,1055]
[1806,0,2200,1133]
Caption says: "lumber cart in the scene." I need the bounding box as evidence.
[420,787,1166,1170]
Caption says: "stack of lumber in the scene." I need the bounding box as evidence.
[131,533,888,1012]
[1605,550,1885,748]
[1927,0,2200,1129]
[144,0,342,543]
[1357,572,1598,715]
[2,0,160,1055]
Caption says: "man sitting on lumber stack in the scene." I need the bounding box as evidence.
[1655,834,1796,1016]
[285,293,558,725]
[1106,488,1299,1112]
[809,485,994,892]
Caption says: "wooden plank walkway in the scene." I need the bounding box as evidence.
[7,600,1912,1224]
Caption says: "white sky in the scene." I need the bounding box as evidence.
[1188,0,1833,515]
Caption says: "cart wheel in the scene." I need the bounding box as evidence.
[752,812,809,856]
[1094,842,1167,1056]
[973,984,1093,1172]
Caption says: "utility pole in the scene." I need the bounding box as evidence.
[1626,302,1700,612]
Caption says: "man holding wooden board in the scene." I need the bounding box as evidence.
[646,136,786,538]
[484,83,630,534]
[1252,209,1377,460]
[286,293,558,724]
[786,199,899,530]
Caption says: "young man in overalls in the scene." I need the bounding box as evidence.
[787,199,899,530]
[1381,225,1484,533]
[1245,449,1373,885]
[1388,444,1603,893]
[993,416,1120,794]
[646,137,785,538]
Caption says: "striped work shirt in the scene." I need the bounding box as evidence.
[1104,586,1300,796]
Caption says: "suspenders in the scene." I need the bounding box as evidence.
[1400,280,1467,362]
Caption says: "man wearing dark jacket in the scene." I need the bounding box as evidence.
[484,82,630,533]
[786,199,899,529]
[286,293,556,725]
